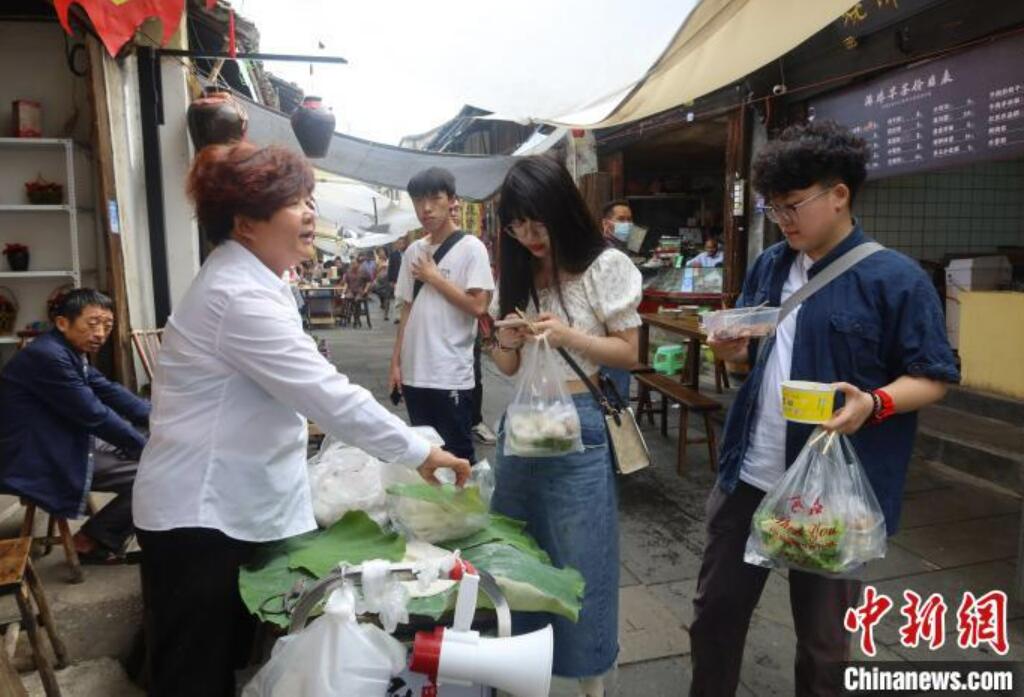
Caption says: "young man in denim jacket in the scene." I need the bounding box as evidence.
[689,121,960,697]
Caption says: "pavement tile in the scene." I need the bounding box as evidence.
[891,514,1019,568]
[859,541,941,582]
[618,585,691,665]
[620,563,642,588]
[620,515,703,584]
[898,486,1020,529]
[617,656,693,696]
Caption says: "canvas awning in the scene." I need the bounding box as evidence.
[502,0,858,127]
[242,97,518,200]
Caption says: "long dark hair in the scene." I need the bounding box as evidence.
[497,156,607,319]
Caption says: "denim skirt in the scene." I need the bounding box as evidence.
[492,392,619,678]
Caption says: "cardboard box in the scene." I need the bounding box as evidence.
[945,256,1012,349]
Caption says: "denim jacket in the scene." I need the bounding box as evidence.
[717,225,960,535]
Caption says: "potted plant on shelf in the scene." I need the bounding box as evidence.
[3,244,30,272]
[24,175,63,205]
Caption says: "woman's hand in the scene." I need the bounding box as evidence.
[822,383,875,435]
[417,447,471,486]
[529,313,578,350]
[496,314,529,350]
[707,333,750,364]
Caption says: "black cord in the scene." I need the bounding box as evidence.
[63,32,88,77]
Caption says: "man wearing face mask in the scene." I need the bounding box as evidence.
[601,199,634,251]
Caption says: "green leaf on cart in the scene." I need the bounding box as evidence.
[440,514,550,563]
[288,510,407,578]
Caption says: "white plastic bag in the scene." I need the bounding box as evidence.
[504,336,583,458]
[308,437,388,528]
[241,586,407,697]
[744,428,887,577]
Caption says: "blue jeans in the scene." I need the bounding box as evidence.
[492,392,619,678]
[402,385,476,463]
[600,366,631,406]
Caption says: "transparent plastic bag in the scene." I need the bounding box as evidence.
[385,460,493,543]
[744,428,887,577]
[241,586,407,697]
[504,336,583,458]
[308,437,388,528]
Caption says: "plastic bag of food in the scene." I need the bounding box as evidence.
[241,586,406,697]
[744,428,886,577]
[308,437,388,528]
[385,461,492,543]
[504,336,583,458]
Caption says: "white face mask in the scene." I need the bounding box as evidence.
[612,221,632,241]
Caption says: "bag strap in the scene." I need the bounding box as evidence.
[778,242,884,323]
[412,231,466,300]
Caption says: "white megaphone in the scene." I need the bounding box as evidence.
[410,567,553,697]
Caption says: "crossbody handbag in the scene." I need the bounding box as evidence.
[528,288,651,475]
[557,346,652,475]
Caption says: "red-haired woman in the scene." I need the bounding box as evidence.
[132,142,470,696]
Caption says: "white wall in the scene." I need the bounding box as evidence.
[0,21,100,359]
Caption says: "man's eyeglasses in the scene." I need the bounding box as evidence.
[758,187,831,225]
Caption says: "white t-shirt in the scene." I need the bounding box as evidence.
[739,253,812,492]
[395,233,494,390]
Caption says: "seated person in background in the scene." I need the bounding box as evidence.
[0,289,150,563]
[687,236,725,268]
[601,198,634,251]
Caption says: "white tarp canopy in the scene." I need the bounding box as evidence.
[246,0,855,141]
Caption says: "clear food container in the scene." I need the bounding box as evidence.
[701,306,780,340]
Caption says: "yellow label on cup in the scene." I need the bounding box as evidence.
[781,381,836,424]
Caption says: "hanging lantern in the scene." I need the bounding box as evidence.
[187,86,249,151]
[291,96,336,159]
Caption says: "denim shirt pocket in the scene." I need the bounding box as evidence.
[828,312,887,387]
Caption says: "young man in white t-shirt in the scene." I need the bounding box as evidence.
[389,168,494,462]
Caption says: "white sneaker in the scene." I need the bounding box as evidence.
[472,422,497,444]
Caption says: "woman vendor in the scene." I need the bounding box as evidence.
[132,142,470,697]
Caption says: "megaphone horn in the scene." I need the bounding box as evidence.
[411,625,554,697]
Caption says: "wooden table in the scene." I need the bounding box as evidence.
[639,313,708,390]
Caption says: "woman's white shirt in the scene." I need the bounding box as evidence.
[132,241,430,542]
[491,248,642,382]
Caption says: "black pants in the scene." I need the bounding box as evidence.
[689,481,862,697]
[402,384,476,463]
[137,528,259,697]
[81,448,138,553]
[472,338,484,427]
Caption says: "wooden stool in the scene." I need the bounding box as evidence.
[19,502,83,585]
[635,372,721,475]
[0,537,68,697]
[350,297,372,329]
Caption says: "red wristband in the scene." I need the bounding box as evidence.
[870,388,895,424]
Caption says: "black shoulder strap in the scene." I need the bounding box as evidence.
[413,231,466,300]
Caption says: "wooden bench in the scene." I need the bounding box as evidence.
[20,500,85,585]
[0,537,68,697]
[634,371,721,475]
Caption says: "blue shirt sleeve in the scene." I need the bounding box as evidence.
[888,273,961,383]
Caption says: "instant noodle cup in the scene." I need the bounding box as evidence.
[781,381,836,424]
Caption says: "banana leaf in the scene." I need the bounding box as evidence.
[386,483,487,514]
[439,513,550,563]
[288,510,406,577]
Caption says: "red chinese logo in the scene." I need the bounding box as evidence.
[957,590,1009,655]
[844,585,893,656]
[899,591,947,650]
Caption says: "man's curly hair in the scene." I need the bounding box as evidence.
[752,120,870,205]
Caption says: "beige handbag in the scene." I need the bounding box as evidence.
[556,347,651,475]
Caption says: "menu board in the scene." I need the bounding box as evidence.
[808,32,1024,179]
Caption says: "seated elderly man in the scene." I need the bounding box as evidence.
[0,289,150,563]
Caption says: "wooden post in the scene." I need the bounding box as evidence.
[85,37,138,390]
[722,106,751,307]
[0,647,28,697]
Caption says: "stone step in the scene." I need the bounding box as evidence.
[917,404,1024,494]
[940,385,1024,428]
